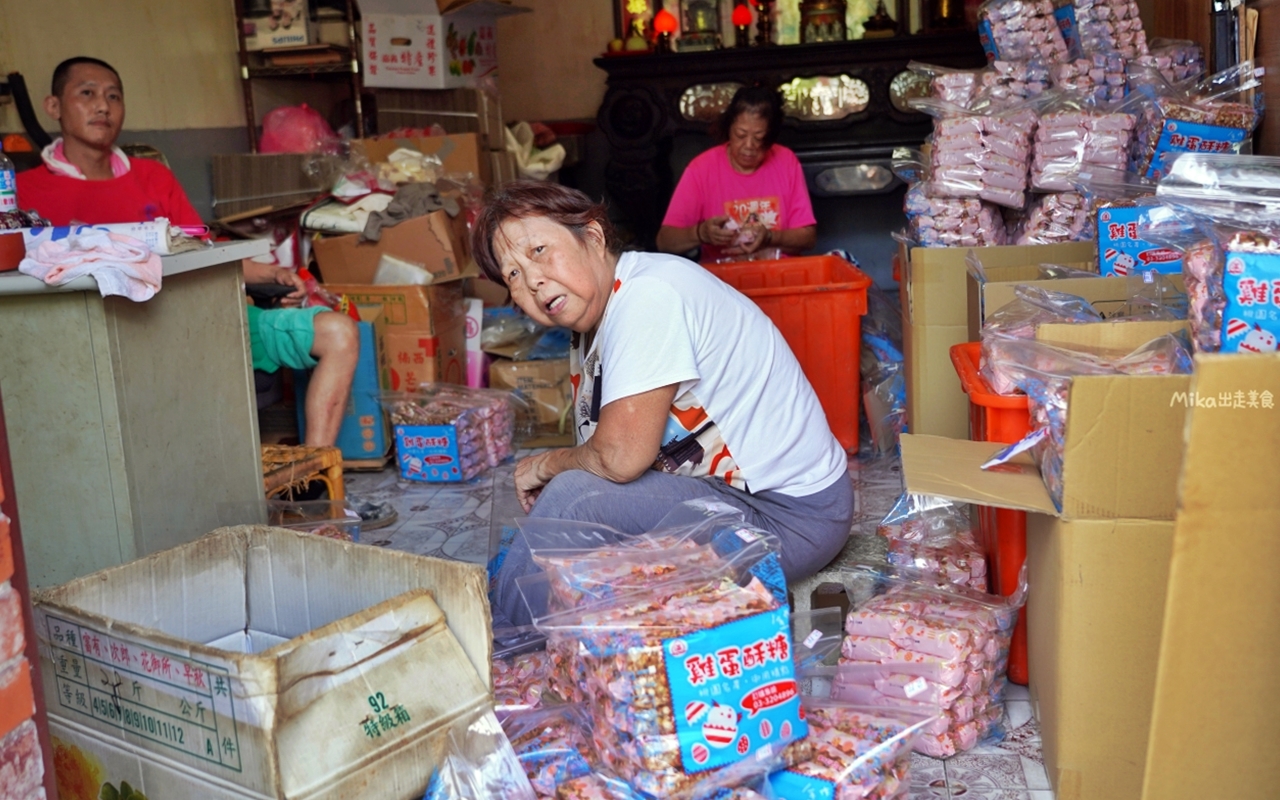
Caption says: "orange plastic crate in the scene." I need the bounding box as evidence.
[706,256,871,451]
[951,342,1032,685]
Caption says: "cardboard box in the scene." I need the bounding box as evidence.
[296,307,392,461]
[464,298,484,387]
[898,319,1193,800]
[489,357,572,443]
[34,526,492,799]
[899,242,1097,438]
[349,133,490,187]
[324,280,466,337]
[212,154,330,220]
[242,0,311,50]
[381,327,467,391]
[968,265,1188,340]
[1141,353,1280,800]
[359,0,528,90]
[313,210,465,285]
[374,88,505,149]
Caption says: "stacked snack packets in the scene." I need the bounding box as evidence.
[979,284,1104,395]
[977,0,1070,62]
[521,501,805,798]
[383,385,517,482]
[503,705,601,799]
[1053,0,1149,58]
[834,565,1025,758]
[1150,153,1280,355]
[877,493,988,592]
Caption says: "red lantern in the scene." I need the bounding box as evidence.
[732,3,752,47]
[653,6,678,52]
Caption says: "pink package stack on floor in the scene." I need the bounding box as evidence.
[1013,192,1094,244]
[978,0,1070,61]
[834,570,1022,759]
[1064,0,1149,57]
[385,385,517,482]
[877,493,987,592]
[929,110,1038,209]
[1049,55,1128,103]
[1031,109,1136,192]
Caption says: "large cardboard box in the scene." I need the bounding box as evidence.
[324,280,466,337]
[313,210,466,285]
[967,266,1187,341]
[349,133,491,187]
[295,308,391,462]
[359,0,527,90]
[1141,353,1280,800]
[381,328,467,390]
[489,357,573,446]
[33,526,492,799]
[899,242,1096,438]
[899,319,1192,800]
[374,88,505,150]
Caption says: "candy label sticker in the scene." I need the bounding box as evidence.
[1097,206,1183,276]
[663,607,807,775]
[1146,120,1247,179]
[904,677,929,699]
[1220,250,1280,354]
[802,629,824,650]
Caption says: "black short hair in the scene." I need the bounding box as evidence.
[713,85,784,148]
[52,57,122,98]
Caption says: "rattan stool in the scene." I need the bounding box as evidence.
[262,444,346,501]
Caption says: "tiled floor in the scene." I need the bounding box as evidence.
[344,452,1055,800]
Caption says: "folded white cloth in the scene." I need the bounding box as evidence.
[19,230,162,301]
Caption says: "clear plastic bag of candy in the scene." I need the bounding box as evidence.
[832,562,1027,758]
[908,59,1050,113]
[1048,51,1130,103]
[1051,0,1149,59]
[1147,153,1280,353]
[980,285,1105,394]
[792,607,847,671]
[1012,192,1095,245]
[525,560,804,799]
[1131,38,1204,85]
[382,385,521,482]
[911,97,1040,209]
[1072,166,1184,276]
[1030,91,1137,193]
[501,704,600,798]
[424,706,538,800]
[876,494,987,592]
[493,625,554,716]
[770,678,940,799]
[977,0,1070,62]
[894,147,1009,249]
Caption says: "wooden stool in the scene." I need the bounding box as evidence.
[262,445,346,501]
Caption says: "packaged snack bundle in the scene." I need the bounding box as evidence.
[769,695,938,800]
[494,646,554,713]
[425,707,539,800]
[1130,61,1265,180]
[1031,102,1136,192]
[532,573,804,798]
[503,705,601,799]
[983,332,1193,508]
[979,285,1104,394]
[833,566,1024,758]
[1132,38,1204,85]
[911,60,1050,112]
[384,385,517,482]
[1054,0,1148,58]
[1012,192,1094,244]
[926,108,1040,209]
[1049,54,1128,103]
[904,183,1008,248]
[1150,154,1280,353]
[1073,167,1183,275]
[877,493,986,592]
[978,0,1070,62]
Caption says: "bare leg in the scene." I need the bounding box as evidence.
[304,311,360,447]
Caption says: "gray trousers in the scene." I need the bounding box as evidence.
[491,469,854,627]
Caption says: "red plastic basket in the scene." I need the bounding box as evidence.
[951,341,1032,685]
[706,256,871,451]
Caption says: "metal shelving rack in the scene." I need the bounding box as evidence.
[233,0,366,152]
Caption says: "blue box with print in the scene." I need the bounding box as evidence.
[393,424,467,482]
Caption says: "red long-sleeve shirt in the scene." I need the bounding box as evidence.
[16,158,203,227]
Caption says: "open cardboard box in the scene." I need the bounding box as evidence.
[899,318,1190,800]
[33,526,491,799]
[898,242,1096,439]
[968,265,1187,341]
[313,210,467,286]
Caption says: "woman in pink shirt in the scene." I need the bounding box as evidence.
[656,86,817,262]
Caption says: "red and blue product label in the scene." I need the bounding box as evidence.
[393,424,463,482]
[1097,206,1183,276]
[1145,120,1247,179]
[1220,251,1280,354]
[1052,4,1082,58]
[663,607,807,775]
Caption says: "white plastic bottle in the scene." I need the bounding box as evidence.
[0,153,16,213]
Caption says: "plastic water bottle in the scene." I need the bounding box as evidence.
[0,153,16,213]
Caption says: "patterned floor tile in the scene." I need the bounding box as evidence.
[946,753,1028,790]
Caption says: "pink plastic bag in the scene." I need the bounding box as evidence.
[259,103,340,154]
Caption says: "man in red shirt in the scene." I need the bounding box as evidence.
[18,57,358,448]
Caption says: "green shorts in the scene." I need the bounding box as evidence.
[246,305,327,373]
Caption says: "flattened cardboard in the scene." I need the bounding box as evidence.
[1142,353,1280,800]
[900,241,1095,438]
[900,434,1056,515]
[313,211,465,285]
[34,526,492,799]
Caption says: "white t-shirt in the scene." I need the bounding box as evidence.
[570,251,847,498]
